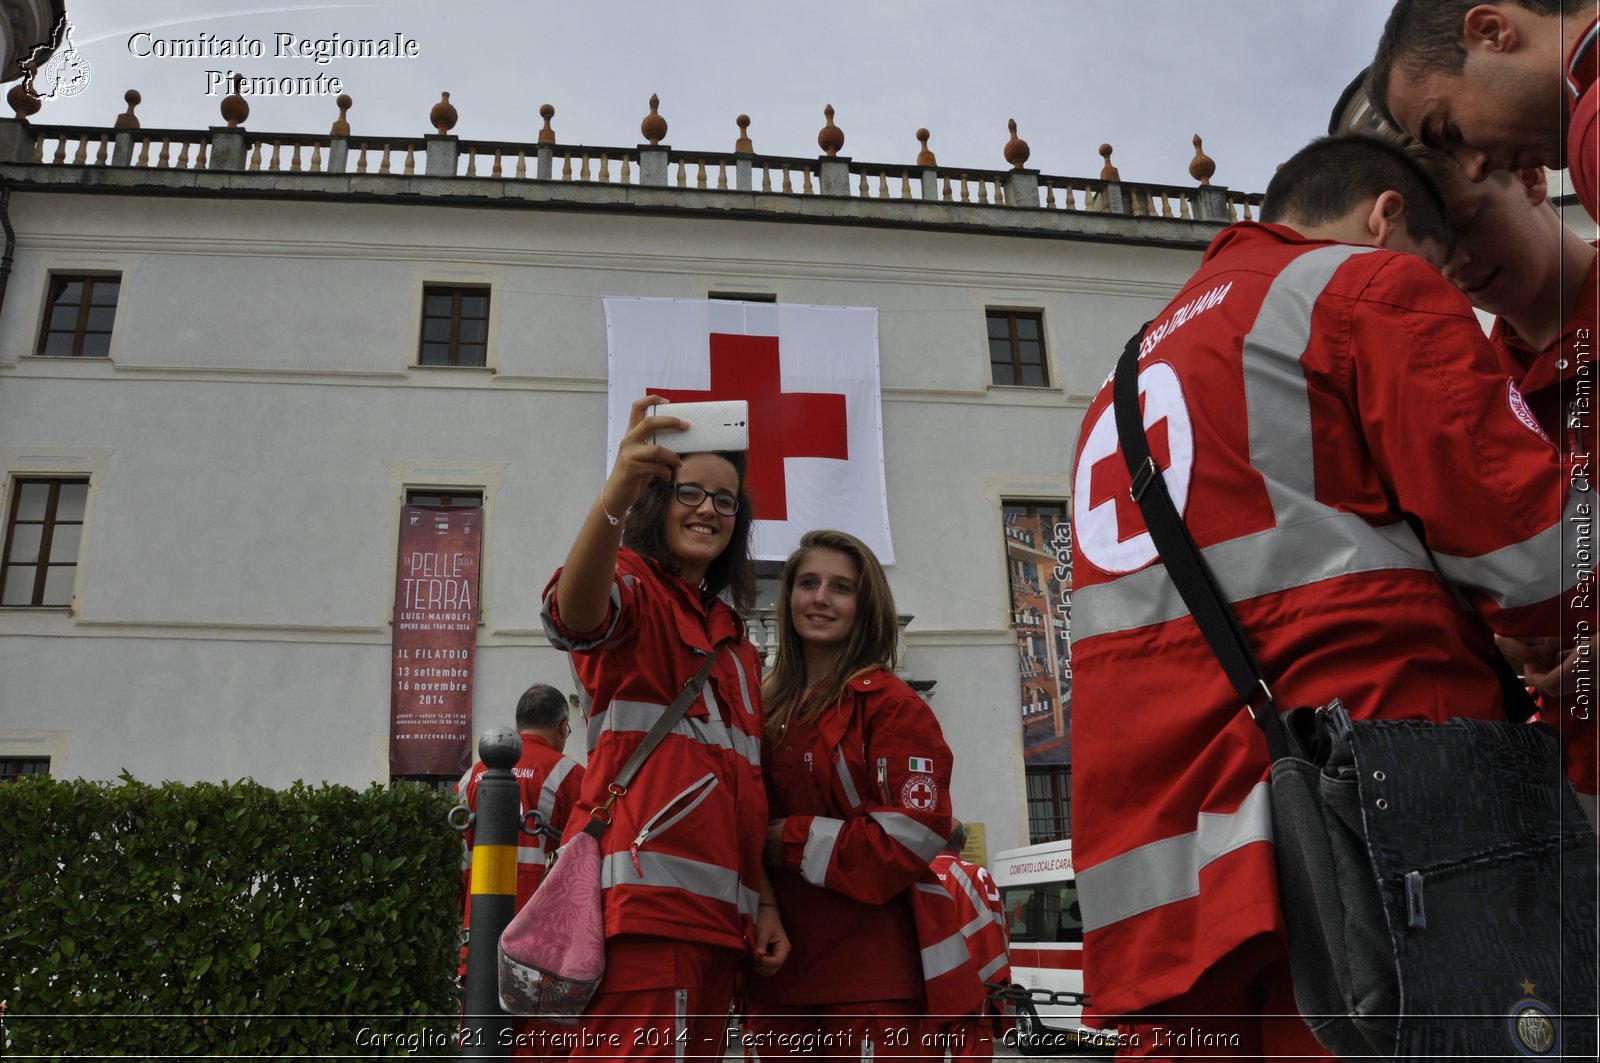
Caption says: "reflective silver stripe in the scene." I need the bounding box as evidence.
[601,850,761,919]
[1432,489,1592,607]
[1577,791,1599,834]
[1243,243,1588,608]
[674,989,687,1063]
[916,880,951,899]
[1074,514,1433,638]
[1242,245,1373,522]
[728,651,757,717]
[540,581,623,652]
[941,862,997,940]
[592,699,761,767]
[801,817,843,886]
[455,764,474,798]
[517,844,544,865]
[1076,780,1273,934]
[869,810,946,862]
[835,749,863,810]
[978,954,1008,980]
[536,758,579,831]
[921,929,971,980]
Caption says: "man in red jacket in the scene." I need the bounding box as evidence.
[457,683,585,1059]
[1331,71,1600,832]
[1427,159,1600,831]
[929,822,1011,1061]
[1371,1,1600,223]
[1069,134,1587,1059]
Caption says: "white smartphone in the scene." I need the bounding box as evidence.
[651,399,749,453]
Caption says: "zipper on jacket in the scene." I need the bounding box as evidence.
[629,772,720,876]
[876,757,891,804]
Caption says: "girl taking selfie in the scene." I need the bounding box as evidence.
[541,395,788,1058]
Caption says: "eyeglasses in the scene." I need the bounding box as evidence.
[671,482,740,516]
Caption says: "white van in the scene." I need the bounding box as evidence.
[990,839,1117,1055]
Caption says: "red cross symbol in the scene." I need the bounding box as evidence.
[653,333,848,521]
[901,775,937,811]
[1087,394,1170,544]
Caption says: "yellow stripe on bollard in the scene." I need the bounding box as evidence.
[469,844,517,896]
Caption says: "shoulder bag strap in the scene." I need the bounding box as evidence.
[582,637,732,838]
[1110,328,1293,759]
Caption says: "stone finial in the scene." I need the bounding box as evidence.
[1098,142,1120,182]
[8,82,41,121]
[735,114,753,153]
[1189,133,1216,186]
[330,94,352,136]
[221,74,249,128]
[430,92,457,135]
[641,94,667,145]
[817,104,844,157]
[915,128,936,167]
[113,89,141,129]
[1004,118,1030,170]
[538,103,556,144]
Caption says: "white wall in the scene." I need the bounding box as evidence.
[0,190,1202,855]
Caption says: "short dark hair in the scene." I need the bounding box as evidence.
[515,683,568,731]
[1260,134,1454,258]
[945,820,968,854]
[1370,0,1578,128]
[622,450,758,613]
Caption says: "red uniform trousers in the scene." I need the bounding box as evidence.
[925,1015,994,1061]
[570,936,742,1061]
[1113,936,1330,1063]
[742,1001,927,1060]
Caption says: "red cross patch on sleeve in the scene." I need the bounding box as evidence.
[900,773,938,812]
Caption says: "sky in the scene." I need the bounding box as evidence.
[23,0,1403,195]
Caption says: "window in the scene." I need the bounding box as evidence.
[1,757,51,782]
[38,274,119,357]
[709,291,777,303]
[1000,875,1084,944]
[987,310,1049,387]
[2,478,88,606]
[1026,765,1071,842]
[406,489,483,508]
[419,286,489,367]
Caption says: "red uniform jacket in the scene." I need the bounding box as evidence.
[1068,223,1587,1017]
[542,549,767,954]
[457,731,585,925]
[771,668,985,1017]
[1490,247,1600,827]
[930,851,1013,1025]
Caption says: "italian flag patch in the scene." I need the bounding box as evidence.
[908,756,933,773]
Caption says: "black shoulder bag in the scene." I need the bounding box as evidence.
[1111,330,1597,1061]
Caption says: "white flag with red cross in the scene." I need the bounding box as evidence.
[603,297,893,563]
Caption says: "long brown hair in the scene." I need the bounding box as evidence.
[621,451,758,613]
[761,529,898,737]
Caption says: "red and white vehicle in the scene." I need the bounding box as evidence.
[991,839,1116,1055]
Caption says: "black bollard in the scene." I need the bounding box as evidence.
[461,727,522,1059]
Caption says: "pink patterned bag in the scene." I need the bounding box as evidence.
[497,828,605,1021]
[496,643,728,1020]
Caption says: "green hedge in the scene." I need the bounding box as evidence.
[0,774,463,1057]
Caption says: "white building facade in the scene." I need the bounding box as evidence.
[0,103,1261,856]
